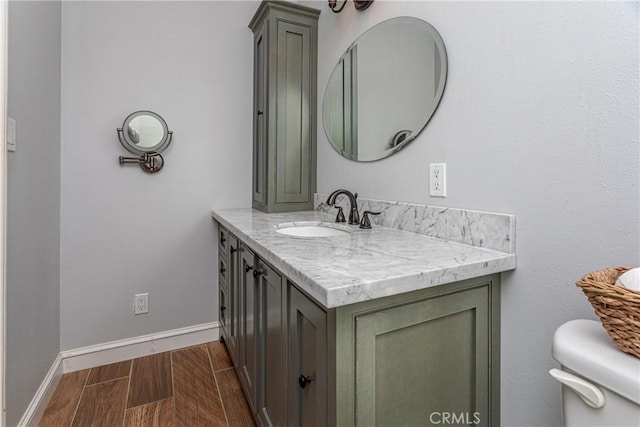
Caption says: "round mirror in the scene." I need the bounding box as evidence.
[119,110,171,155]
[323,17,447,162]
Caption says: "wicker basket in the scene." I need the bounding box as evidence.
[576,266,640,358]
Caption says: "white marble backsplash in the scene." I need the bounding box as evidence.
[315,193,515,254]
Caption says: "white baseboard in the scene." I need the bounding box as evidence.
[62,322,219,373]
[19,322,219,426]
[17,353,63,427]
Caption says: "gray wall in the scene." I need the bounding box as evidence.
[6,1,61,425]
[314,1,639,426]
[59,0,257,350]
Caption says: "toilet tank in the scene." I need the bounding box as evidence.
[551,319,640,427]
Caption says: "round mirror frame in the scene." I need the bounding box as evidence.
[323,17,448,162]
[119,110,171,156]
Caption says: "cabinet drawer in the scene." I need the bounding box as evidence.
[219,285,230,335]
[219,226,229,256]
[219,256,228,288]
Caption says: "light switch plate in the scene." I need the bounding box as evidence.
[7,118,16,152]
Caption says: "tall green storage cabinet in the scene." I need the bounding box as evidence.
[249,1,320,213]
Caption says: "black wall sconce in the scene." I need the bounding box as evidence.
[328,0,374,13]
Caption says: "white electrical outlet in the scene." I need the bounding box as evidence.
[429,163,447,197]
[133,293,149,315]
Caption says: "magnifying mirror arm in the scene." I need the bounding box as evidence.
[119,152,165,174]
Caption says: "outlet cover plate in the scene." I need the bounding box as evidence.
[429,163,447,197]
[134,293,149,315]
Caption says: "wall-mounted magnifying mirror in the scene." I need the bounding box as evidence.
[323,16,447,162]
[117,110,173,173]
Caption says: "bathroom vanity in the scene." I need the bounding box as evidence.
[212,198,516,427]
[231,3,515,423]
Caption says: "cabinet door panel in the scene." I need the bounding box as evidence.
[226,234,239,364]
[220,285,229,337]
[354,286,489,427]
[275,21,312,205]
[219,257,228,287]
[289,285,327,427]
[239,245,258,413]
[257,260,286,427]
[219,226,229,255]
[252,22,268,207]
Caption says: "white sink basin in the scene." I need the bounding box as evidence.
[274,222,350,237]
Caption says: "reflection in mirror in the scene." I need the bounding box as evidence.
[127,115,166,148]
[323,17,447,162]
[117,110,173,173]
[119,111,170,153]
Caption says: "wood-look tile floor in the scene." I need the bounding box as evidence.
[39,341,255,427]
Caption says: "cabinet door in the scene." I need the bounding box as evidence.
[226,233,239,365]
[252,21,268,208]
[218,254,228,344]
[288,284,327,427]
[219,285,230,339]
[218,228,230,346]
[238,244,258,413]
[353,286,490,427]
[256,259,287,427]
[219,229,239,365]
[275,20,314,207]
[218,226,229,255]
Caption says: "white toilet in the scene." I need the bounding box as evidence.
[550,319,640,426]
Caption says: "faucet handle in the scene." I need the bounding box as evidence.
[359,211,381,229]
[333,206,346,223]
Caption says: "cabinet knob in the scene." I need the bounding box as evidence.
[298,375,313,389]
[230,247,237,254]
[257,110,264,116]
[220,305,226,313]
[245,265,254,273]
[253,269,263,279]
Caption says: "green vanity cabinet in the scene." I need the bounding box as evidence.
[249,1,320,213]
[217,227,500,426]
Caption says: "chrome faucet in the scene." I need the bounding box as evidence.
[326,189,359,225]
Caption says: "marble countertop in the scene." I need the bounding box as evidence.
[211,208,516,308]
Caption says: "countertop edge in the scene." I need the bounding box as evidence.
[212,209,516,309]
